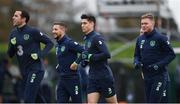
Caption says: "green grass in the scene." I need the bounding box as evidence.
[0,43,8,53]
[171,41,180,47]
[108,41,180,64]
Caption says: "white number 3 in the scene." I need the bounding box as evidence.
[17,45,24,56]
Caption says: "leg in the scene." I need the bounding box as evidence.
[57,79,70,103]
[144,80,152,103]
[101,78,118,103]
[105,95,118,103]
[149,78,167,103]
[24,70,44,103]
[87,78,100,103]
[35,91,46,103]
[66,78,82,103]
[40,84,52,102]
[160,81,170,103]
[88,92,100,103]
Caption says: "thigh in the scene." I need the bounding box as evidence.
[100,78,116,98]
[105,95,118,103]
[65,78,82,103]
[160,81,170,103]
[149,78,167,103]
[87,78,100,94]
[24,70,44,103]
[57,79,69,103]
[88,92,100,103]
[144,80,152,102]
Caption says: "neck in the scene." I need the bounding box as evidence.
[18,23,26,28]
[85,28,94,35]
[58,34,65,40]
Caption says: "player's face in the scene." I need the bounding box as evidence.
[81,19,94,34]
[12,11,25,27]
[52,25,65,39]
[141,18,154,33]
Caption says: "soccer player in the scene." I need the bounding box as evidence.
[52,22,84,103]
[7,10,53,103]
[134,13,176,103]
[72,14,118,103]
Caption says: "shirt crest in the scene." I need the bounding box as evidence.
[24,34,30,40]
[61,46,65,52]
[150,40,156,47]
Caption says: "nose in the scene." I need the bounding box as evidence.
[12,16,15,20]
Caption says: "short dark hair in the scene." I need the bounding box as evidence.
[81,14,96,24]
[141,13,155,21]
[53,22,68,31]
[20,10,30,23]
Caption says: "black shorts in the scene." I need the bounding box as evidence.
[87,77,116,98]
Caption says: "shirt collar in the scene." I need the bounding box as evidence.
[17,24,28,32]
[83,30,96,40]
[144,28,156,38]
[57,35,68,44]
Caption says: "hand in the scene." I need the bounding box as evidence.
[81,51,92,61]
[134,62,143,70]
[70,62,78,70]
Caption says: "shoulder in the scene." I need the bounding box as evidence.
[136,35,144,42]
[28,26,39,33]
[66,37,79,46]
[9,28,18,38]
[10,28,16,33]
[154,32,168,41]
[93,32,105,41]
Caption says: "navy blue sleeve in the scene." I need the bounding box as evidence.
[90,35,110,62]
[156,36,176,66]
[134,37,141,65]
[67,40,84,53]
[7,33,16,58]
[34,29,54,57]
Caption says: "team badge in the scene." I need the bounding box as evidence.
[11,37,16,45]
[24,34,29,40]
[31,53,38,60]
[153,65,159,70]
[61,46,65,52]
[150,40,156,47]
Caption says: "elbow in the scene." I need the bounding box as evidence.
[104,52,111,59]
[48,42,54,49]
[172,53,176,60]
[7,51,14,58]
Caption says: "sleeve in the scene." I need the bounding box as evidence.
[133,37,141,65]
[7,33,16,58]
[155,36,176,67]
[34,29,54,57]
[90,35,111,62]
[68,40,85,64]
[68,40,84,53]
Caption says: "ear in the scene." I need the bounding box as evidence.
[22,17,26,23]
